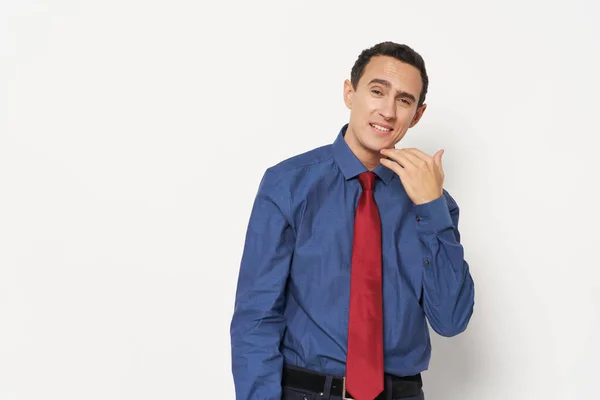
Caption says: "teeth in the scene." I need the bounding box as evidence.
[371,123,390,132]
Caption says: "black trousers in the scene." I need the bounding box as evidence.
[282,386,425,400]
[282,365,425,400]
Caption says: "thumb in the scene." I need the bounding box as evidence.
[434,149,444,167]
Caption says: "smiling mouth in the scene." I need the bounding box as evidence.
[370,123,392,133]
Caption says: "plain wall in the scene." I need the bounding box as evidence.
[1,0,599,399]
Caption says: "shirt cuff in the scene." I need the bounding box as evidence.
[414,194,454,234]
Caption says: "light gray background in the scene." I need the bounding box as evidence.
[1,1,599,399]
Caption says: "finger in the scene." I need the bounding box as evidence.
[397,149,426,167]
[380,158,405,177]
[380,149,416,168]
[433,149,444,168]
[404,148,432,163]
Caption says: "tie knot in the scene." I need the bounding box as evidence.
[358,171,376,191]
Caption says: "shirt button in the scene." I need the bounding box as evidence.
[416,216,421,221]
[424,259,430,265]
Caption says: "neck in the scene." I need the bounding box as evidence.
[344,128,382,172]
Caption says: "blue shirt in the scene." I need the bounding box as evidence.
[230,124,475,400]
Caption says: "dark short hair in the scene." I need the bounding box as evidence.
[350,41,429,107]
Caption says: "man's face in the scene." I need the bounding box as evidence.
[343,55,427,157]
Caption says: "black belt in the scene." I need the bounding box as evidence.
[282,364,422,399]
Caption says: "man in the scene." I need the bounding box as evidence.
[230,41,475,400]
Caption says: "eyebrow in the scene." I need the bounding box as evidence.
[367,78,417,103]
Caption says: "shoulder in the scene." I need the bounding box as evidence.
[266,144,334,179]
[256,144,334,218]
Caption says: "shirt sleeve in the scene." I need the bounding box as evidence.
[230,169,295,400]
[414,189,475,337]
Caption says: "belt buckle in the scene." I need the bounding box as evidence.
[342,376,353,400]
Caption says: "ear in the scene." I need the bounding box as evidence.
[409,103,427,128]
[343,79,354,110]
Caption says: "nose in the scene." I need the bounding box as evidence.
[378,97,396,120]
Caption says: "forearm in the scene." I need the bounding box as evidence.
[231,304,286,399]
[415,192,475,336]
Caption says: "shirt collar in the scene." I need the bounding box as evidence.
[332,124,395,186]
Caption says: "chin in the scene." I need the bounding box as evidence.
[361,135,394,153]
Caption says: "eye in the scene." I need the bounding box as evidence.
[398,98,411,105]
[371,89,383,96]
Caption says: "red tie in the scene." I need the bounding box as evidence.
[346,171,384,400]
